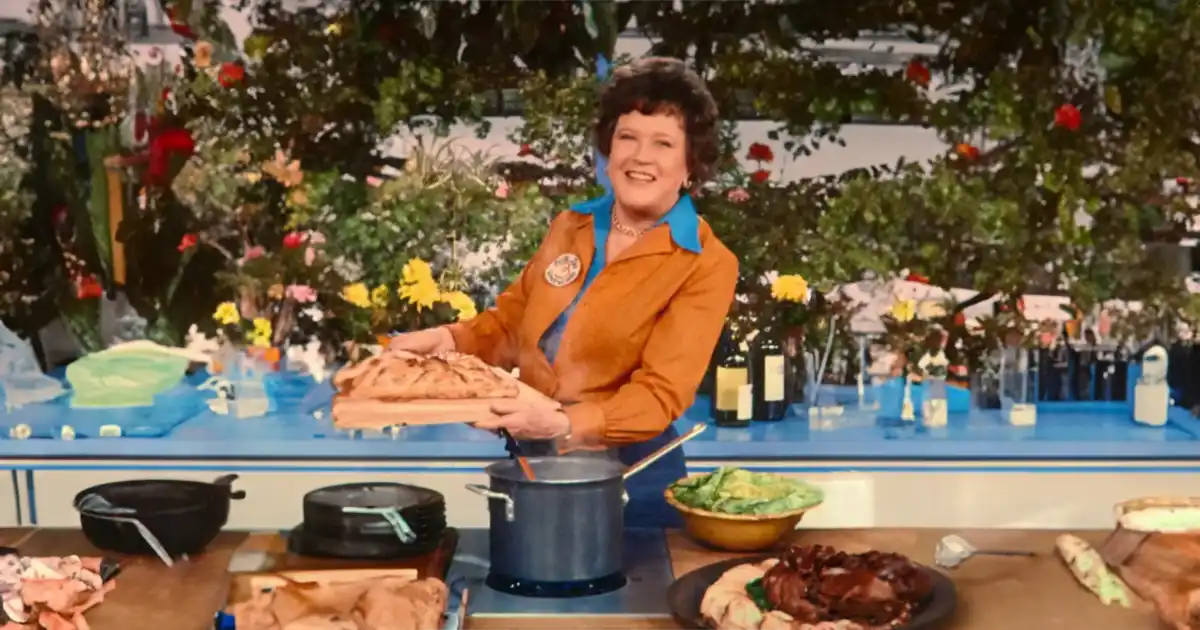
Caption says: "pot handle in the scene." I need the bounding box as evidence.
[464,483,514,522]
[212,474,247,500]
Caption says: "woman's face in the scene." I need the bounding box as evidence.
[606,110,689,218]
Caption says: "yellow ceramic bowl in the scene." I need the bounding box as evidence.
[664,482,822,552]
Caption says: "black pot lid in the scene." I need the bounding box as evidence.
[286,523,444,560]
[305,483,444,511]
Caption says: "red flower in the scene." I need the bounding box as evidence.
[1177,176,1191,188]
[177,233,198,252]
[134,111,149,142]
[282,232,305,249]
[1053,104,1081,131]
[953,312,967,327]
[76,276,103,300]
[750,169,771,184]
[218,63,245,87]
[517,144,534,157]
[955,143,980,161]
[166,6,198,40]
[145,127,195,185]
[905,60,931,87]
[746,143,774,162]
[905,272,930,284]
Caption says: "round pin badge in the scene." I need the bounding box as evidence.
[544,253,582,287]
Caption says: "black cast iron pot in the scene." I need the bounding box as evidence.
[73,474,246,556]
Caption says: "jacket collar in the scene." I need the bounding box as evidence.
[569,194,702,254]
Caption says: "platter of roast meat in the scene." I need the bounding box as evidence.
[669,544,956,630]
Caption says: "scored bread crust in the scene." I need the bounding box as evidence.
[335,352,519,401]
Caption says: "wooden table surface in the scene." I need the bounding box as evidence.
[0,527,1164,630]
[467,529,1164,630]
[5,527,247,630]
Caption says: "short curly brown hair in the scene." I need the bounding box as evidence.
[594,57,721,187]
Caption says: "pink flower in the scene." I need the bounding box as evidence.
[286,284,318,303]
[307,231,327,245]
[239,245,265,265]
[726,187,750,203]
[304,246,317,266]
[495,181,510,199]
[366,176,383,188]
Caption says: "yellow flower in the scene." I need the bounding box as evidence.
[399,278,441,310]
[213,302,240,325]
[442,291,477,321]
[263,150,303,188]
[890,298,916,323]
[250,317,272,348]
[242,171,262,184]
[193,41,214,69]
[401,258,435,286]
[342,283,371,308]
[771,274,809,303]
[370,284,390,308]
[917,300,947,319]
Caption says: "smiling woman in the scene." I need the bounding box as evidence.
[388,57,738,529]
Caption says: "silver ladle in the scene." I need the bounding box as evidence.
[934,534,1038,569]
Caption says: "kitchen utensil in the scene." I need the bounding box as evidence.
[934,534,1037,569]
[445,587,469,630]
[666,555,957,630]
[76,493,174,566]
[301,483,446,542]
[287,522,446,559]
[74,474,245,557]
[465,456,628,592]
[663,476,822,552]
[623,423,705,480]
[498,428,536,480]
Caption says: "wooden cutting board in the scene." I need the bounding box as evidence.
[333,377,558,429]
[226,528,459,606]
[1101,498,1200,630]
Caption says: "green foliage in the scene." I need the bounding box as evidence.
[313,140,562,295]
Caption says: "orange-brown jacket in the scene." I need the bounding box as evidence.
[448,195,738,449]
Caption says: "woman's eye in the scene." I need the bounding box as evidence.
[656,140,673,148]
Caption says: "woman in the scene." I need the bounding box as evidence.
[388,57,738,528]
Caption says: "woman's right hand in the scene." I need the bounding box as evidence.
[386,327,456,355]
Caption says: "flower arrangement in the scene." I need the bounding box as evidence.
[0,91,39,334]
[339,258,478,345]
[206,230,345,354]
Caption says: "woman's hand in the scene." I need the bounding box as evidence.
[387,327,456,355]
[476,400,571,441]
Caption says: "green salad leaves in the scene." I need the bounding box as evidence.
[669,467,824,515]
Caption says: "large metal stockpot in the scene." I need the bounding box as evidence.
[466,456,628,586]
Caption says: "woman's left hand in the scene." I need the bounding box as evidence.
[475,400,570,441]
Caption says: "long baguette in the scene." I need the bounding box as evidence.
[1056,534,1134,607]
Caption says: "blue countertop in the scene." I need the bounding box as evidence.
[2,384,1199,460]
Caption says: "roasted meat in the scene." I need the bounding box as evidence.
[762,545,933,629]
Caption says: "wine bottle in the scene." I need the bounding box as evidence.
[714,328,750,427]
[751,326,789,421]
